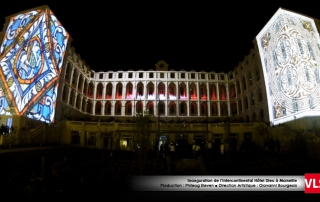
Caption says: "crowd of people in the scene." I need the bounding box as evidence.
[0,124,14,135]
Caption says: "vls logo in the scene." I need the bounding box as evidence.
[305,174,320,193]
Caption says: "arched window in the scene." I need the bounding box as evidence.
[136,101,143,114]
[221,102,228,116]
[229,84,236,99]
[169,102,176,116]
[211,103,218,116]
[180,102,187,116]
[106,83,113,99]
[96,83,103,99]
[95,101,102,115]
[200,102,207,116]
[116,83,123,99]
[86,100,93,114]
[219,85,227,100]
[105,102,112,115]
[125,102,132,115]
[190,102,197,116]
[78,75,83,92]
[76,94,81,110]
[158,102,165,115]
[115,101,122,115]
[147,102,154,115]
[88,82,94,98]
[210,84,217,100]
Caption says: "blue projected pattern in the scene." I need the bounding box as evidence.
[0,6,69,123]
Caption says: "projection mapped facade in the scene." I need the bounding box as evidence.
[0,6,69,123]
[256,8,320,125]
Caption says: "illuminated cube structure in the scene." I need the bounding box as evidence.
[0,5,69,123]
[256,8,320,125]
[0,7,319,152]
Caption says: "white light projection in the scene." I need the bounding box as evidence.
[256,8,320,125]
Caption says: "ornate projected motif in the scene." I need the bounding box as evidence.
[0,7,69,123]
[257,9,320,124]
[0,85,11,115]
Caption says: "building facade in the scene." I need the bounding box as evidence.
[1,6,320,154]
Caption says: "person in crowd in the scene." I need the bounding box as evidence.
[207,140,212,157]
[169,142,175,159]
[195,143,201,157]
[220,141,225,155]
[159,144,164,159]
[192,142,196,158]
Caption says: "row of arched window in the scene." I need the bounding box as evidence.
[62,86,264,118]
[65,63,261,101]
[63,80,235,101]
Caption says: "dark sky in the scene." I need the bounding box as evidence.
[1,1,320,73]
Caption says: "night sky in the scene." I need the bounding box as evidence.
[1,1,320,73]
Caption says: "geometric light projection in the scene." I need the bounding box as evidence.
[256,8,320,125]
[0,6,69,123]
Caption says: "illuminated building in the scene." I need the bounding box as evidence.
[0,6,319,153]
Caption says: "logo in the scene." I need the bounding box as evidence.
[305,174,320,193]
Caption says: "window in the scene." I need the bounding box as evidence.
[108,87,112,96]
[248,73,253,86]
[106,104,111,114]
[181,73,185,79]
[138,86,143,96]
[229,74,233,80]
[170,87,174,95]
[201,88,205,97]
[128,87,132,95]
[160,73,164,78]
[211,74,215,79]
[171,73,175,78]
[127,103,132,114]
[149,72,153,78]
[118,73,122,78]
[252,94,255,106]
[190,73,195,79]
[243,77,247,90]
[159,86,164,94]
[201,74,205,79]
[159,103,164,114]
[109,73,112,79]
[118,87,122,96]
[256,68,260,81]
[139,73,143,78]
[91,72,94,78]
[180,104,185,114]
[258,88,262,102]
[99,73,103,79]
[128,73,132,78]
[220,75,224,80]
[170,106,175,114]
[180,87,184,96]
[149,87,153,95]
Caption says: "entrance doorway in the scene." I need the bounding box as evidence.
[176,134,189,158]
[157,134,168,151]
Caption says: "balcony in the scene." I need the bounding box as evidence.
[147,94,155,99]
[158,94,166,100]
